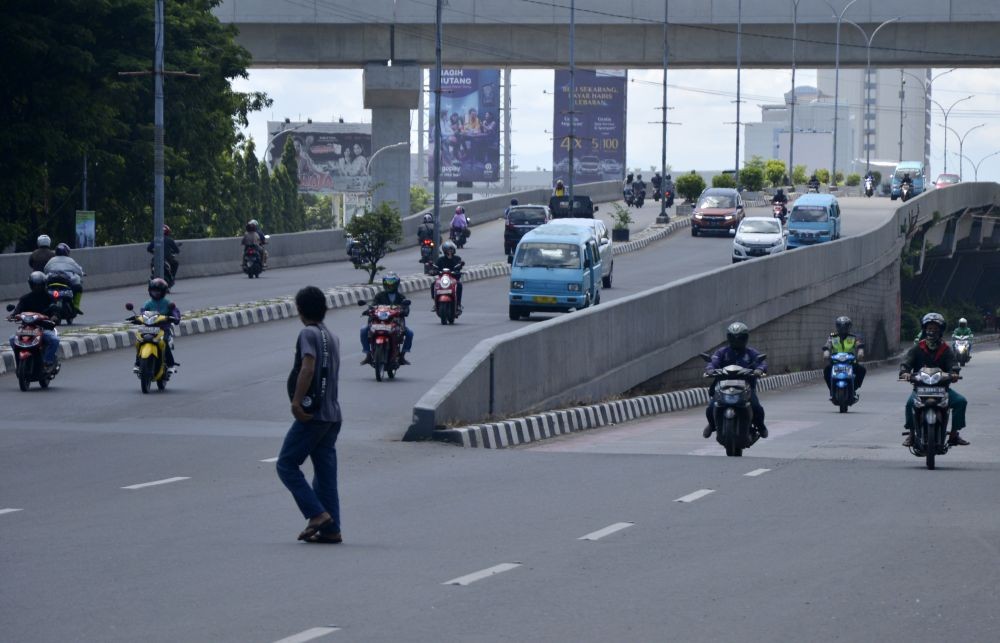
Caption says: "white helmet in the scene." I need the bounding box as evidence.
[423,213,433,223]
[958,317,968,326]
[37,234,51,248]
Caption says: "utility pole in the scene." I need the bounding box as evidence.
[898,69,905,162]
[432,0,443,255]
[658,0,670,223]
[789,0,800,187]
[568,0,576,207]
[734,0,743,184]
[417,73,425,186]
[82,153,88,211]
[504,67,512,194]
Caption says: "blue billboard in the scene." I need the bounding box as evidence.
[429,69,501,182]
[552,70,628,183]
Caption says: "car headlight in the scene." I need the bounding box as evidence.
[511,281,524,290]
[724,215,734,220]
[772,238,784,246]
[694,213,703,219]
[567,283,581,292]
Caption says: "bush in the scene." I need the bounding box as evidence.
[846,173,861,186]
[344,201,404,283]
[871,171,882,185]
[712,173,736,188]
[834,171,844,185]
[676,171,706,202]
[815,168,831,184]
[764,159,787,187]
[739,166,765,192]
[611,203,633,230]
[409,185,431,214]
[792,164,808,184]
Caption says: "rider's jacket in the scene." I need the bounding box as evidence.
[900,340,959,374]
[13,290,53,315]
[417,223,435,241]
[371,290,409,315]
[952,327,973,339]
[435,254,464,273]
[706,346,767,390]
[823,333,864,355]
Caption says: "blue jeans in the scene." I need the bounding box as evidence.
[276,420,341,527]
[10,331,60,365]
[360,325,413,354]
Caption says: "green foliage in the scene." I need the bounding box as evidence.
[712,173,736,188]
[792,165,808,184]
[344,201,403,283]
[845,173,861,187]
[611,203,633,230]
[834,171,844,185]
[764,159,787,187]
[739,166,764,192]
[900,299,985,342]
[871,171,883,185]
[409,185,431,214]
[303,194,334,230]
[815,168,831,184]
[745,155,767,174]
[675,171,706,202]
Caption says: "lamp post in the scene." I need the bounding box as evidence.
[568,0,576,207]
[433,0,443,254]
[940,123,986,181]
[366,141,410,177]
[734,0,743,183]
[955,150,1000,182]
[930,95,974,174]
[788,0,801,186]
[843,16,900,177]
[659,0,670,222]
[264,120,312,166]
[823,0,858,188]
[898,68,955,171]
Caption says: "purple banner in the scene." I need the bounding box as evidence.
[428,69,501,182]
[552,70,627,183]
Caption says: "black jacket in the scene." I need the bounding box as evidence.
[417,223,435,241]
[435,255,464,273]
[371,291,409,315]
[147,238,181,257]
[900,340,959,374]
[13,290,53,315]
[29,248,55,272]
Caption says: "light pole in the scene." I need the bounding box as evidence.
[365,141,410,176]
[659,0,670,222]
[898,68,955,171]
[432,0,443,254]
[264,120,312,166]
[940,123,985,180]
[823,0,858,188]
[843,16,900,177]
[930,94,974,174]
[568,0,576,207]
[955,151,1000,182]
[734,0,743,183]
[788,0,801,187]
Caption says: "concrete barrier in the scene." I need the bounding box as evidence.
[407,183,1000,440]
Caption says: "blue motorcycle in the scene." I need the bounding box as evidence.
[829,352,857,413]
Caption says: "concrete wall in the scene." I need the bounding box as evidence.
[407,182,1000,439]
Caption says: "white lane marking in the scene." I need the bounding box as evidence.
[121,477,190,490]
[745,468,771,477]
[260,457,279,463]
[579,522,634,541]
[272,627,340,643]
[443,563,522,586]
[675,489,715,503]
[0,508,24,516]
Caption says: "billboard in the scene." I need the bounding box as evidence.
[428,69,501,182]
[552,70,627,183]
[266,122,372,194]
[75,210,95,248]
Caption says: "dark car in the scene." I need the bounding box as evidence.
[504,205,552,257]
[549,194,599,219]
[690,188,745,236]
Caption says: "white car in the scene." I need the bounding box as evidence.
[732,217,786,263]
[553,217,615,287]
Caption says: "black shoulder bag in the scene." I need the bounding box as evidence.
[287,325,330,412]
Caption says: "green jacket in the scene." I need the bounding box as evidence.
[952,327,973,339]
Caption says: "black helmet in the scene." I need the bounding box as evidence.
[442,240,457,256]
[28,271,47,292]
[148,277,169,300]
[921,312,946,337]
[382,272,400,294]
[510,198,518,206]
[423,213,433,224]
[246,222,257,232]
[726,322,750,351]
[665,174,671,180]
[835,316,852,337]
[55,242,71,256]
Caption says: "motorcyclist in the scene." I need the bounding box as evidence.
[360,272,413,366]
[29,235,55,272]
[624,172,634,188]
[504,198,519,218]
[951,317,974,358]
[417,213,436,243]
[899,312,969,447]
[553,179,566,197]
[703,322,769,439]
[771,188,789,218]
[633,174,646,197]
[450,206,470,244]
[822,316,867,400]
[136,277,181,373]
[241,221,263,266]
[651,172,662,192]
[249,219,268,268]
[808,174,821,192]
[8,271,60,370]
[900,173,913,188]
[42,243,85,315]
[147,224,181,280]
[432,240,464,314]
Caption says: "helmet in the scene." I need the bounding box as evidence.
[28,271,47,292]
[37,235,51,248]
[246,222,257,232]
[510,198,518,206]
[637,174,642,180]
[921,312,946,337]
[726,322,750,351]
[423,213,433,224]
[163,224,171,236]
[835,316,852,337]
[148,277,169,300]
[381,272,400,293]
[556,179,564,187]
[455,206,465,215]
[55,243,70,256]
[958,317,968,327]
[666,174,671,180]
[442,240,457,256]
[248,219,259,228]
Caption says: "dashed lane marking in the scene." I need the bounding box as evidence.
[579,522,634,541]
[272,627,340,643]
[121,477,190,490]
[443,563,522,586]
[260,457,279,463]
[0,508,24,516]
[744,468,771,477]
[675,489,715,503]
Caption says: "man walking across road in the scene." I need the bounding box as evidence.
[277,286,344,544]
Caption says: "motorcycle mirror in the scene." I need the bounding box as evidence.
[756,353,768,362]
[5,304,14,312]
[593,205,599,212]
[125,302,134,311]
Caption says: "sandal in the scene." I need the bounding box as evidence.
[297,517,333,541]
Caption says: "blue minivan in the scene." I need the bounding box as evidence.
[786,194,842,249]
[891,161,926,200]
[508,223,603,320]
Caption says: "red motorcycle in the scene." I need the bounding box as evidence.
[360,302,408,382]
[5,305,60,391]
[431,267,462,325]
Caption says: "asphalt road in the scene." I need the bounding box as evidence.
[8,196,985,643]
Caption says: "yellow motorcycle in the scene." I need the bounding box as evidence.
[125,303,175,393]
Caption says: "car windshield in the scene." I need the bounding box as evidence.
[698,195,735,209]
[514,242,581,269]
[509,208,548,225]
[740,220,780,234]
[790,206,829,222]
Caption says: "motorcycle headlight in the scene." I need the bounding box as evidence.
[567,283,581,292]
[511,281,524,290]
[377,310,390,321]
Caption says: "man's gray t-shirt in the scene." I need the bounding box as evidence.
[296,324,342,422]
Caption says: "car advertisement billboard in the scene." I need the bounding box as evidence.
[552,69,627,183]
[428,69,501,182]
[266,122,373,194]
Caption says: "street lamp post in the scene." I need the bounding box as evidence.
[734,0,743,183]
[843,17,900,177]
[955,151,1000,182]
[941,123,986,180]
[931,95,974,174]
[788,0,801,186]
[365,141,410,177]
[659,0,670,222]
[823,0,858,188]
[899,68,956,173]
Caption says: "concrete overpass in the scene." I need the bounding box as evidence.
[215,0,1000,68]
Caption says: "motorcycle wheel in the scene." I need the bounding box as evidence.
[722,418,741,457]
[16,359,31,391]
[140,357,155,394]
[39,373,50,389]
[438,301,452,325]
[373,344,387,382]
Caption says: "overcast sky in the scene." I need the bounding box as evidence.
[232,67,1000,183]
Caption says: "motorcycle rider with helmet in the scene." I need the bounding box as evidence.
[450,206,470,243]
[432,240,464,314]
[360,272,413,366]
[249,219,268,268]
[136,277,181,373]
[43,243,85,315]
[8,271,61,370]
[951,317,974,358]
[808,174,821,192]
[147,224,181,280]
[417,213,436,244]
[241,220,267,270]
[899,312,969,447]
[702,322,769,439]
[504,198,519,218]
[29,235,55,272]
[651,172,662,193]
[553,179,566,197]
[822,316,867,399]
[662,174,676,206]
[633,174,647,199]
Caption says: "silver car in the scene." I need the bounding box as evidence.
[732,217,787,263]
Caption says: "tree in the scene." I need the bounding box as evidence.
[745,155,766,174]
[675,171,706,202]
[410,185,431,214]
[792,165,808,184]
[739,166,764,192]
[845,173,861,186]
[303,194,334,230]
[816,168,831,184]
[764,159,786,187]
[344,201,403,283]
[712,173,736,188]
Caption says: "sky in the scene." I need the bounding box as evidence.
[232,67,1000,183]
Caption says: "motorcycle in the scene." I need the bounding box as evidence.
[901,367,960,470]
[953,338,971,366]
[664,189,675,208]
[864,176,874,197]
[807,183,820,194]
[634,188,646,208]
[653,187,662,202]
[623,187,635,207]
[431,266,462,325]
[829,352,858,413]
[450,225,470,249]
[5,305,60,391]
[359,301,409,382]
[419,238,436,275]
[701,352,767,457]
[125,303,176,394]
[242,244,263,278]
[901,183,913,202]
[771,203,787,225]
[45,273,78,326]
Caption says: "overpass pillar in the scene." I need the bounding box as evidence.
[363,64,420,218]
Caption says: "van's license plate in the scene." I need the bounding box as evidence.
[533,296,557,304]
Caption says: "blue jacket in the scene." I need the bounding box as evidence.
[707,346,767,374]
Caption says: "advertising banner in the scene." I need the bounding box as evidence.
[429,69,501,182]
[266,122,373,194]
[75,210,95,248]
[552,70,627,184]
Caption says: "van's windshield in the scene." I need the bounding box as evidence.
[514,242,581,269]
[790,206,829,222]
